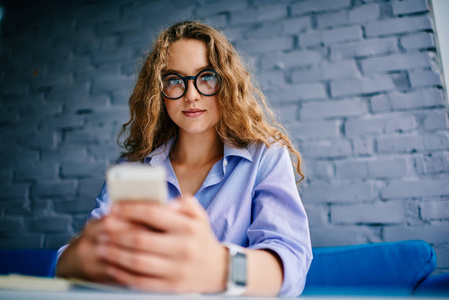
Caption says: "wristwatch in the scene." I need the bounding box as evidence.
[221,243,247,296]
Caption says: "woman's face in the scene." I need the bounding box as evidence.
[163,39,221,137]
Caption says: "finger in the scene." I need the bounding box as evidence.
[84,216,141,243]
[107,230,185,258]
[105,265,182,293]
[175,194,207,220]
[111,202,192,233]
[96,244,175,278]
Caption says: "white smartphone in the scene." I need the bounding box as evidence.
[106,164,167,203]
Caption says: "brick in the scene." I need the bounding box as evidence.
[87,145,122,162]
[434,246,449,269]
[304,205,328,227]
[0,234,43,249]
[367,157,409,179]
[303,160,334,180]
[92,74,135,94]
[196,0,247,17]
[282,17,312,35]
[0,183,29,200]
[0,168,13,182]
[111,90,131,106]
[420,201,449,220]
[387,89,445,110]
[292,60,358,83]
[381,179,449,199]
[317,11,348,29]
[423,111,449,130]
[41,146,88,163]
[270,83,326,102]
[292,0,351,15]
[262,50,322,70]
[310,226,381,247]
[201,14,227,29]
[383,224,449,245]
[258,70,287,89]
[1,150,39,169]
[54,198,96,214]
[41,115,85,130]
[61,161,107,178]
[331,75,395,97]
[352,137,375,156]
[392,0,428,15]
[303,181,376,203]
[300,139,352,159]
[95,17,142,36]
[301,99,367,120]
[230,5,287,26]
[332,201,404,224]
[78,178,105,198]
[85,108,130,125]
[365,15,432,37]
[65,127,112,144]
[345,114,416,136]
[349,3,380,23]
[300,26,362,47]
[0,217,26,233]
[409,70,442,88]
[29,216,71,233]
[377,134,420,153]
[422,132,449,151]
[361,52,431,74]
[65,94,110,113]
[45,233,75,249]
[335,160,368,179]
[287,120,340,140]
[248,22,283,39]
[33,181,77,198]
[18,132,56,150]
[235,36,293,54]
[401,32,435,50]
[15,163,59,181]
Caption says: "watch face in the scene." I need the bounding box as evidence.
[234,252,247,286]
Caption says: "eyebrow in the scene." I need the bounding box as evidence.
[164,65,213,76]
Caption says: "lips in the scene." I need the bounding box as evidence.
[182,109,206,118]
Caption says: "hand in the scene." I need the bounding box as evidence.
[95,195,228,294]
[56,215,141,283]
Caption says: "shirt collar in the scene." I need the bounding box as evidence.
[143,137,253,165]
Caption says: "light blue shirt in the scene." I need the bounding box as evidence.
[86,138,312,297]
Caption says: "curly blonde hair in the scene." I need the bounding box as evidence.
[119,21,304,182]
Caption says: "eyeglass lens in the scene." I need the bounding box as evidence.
[162,70,219,99]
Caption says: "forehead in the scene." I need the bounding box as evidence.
[166,39,209,74]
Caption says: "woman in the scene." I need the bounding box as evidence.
[56,21,312,297]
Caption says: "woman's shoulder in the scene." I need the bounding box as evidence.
[246,140,290,163]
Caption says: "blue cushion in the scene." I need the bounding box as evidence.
[302,240,436,296]
[0,249,58,277]
[414,272,449,296]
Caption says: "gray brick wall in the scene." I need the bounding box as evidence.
[0,0,448,274]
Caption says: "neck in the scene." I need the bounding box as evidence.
[171,129,224,166]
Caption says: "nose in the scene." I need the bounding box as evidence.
[184,79,200,103]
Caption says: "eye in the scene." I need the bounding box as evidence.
[199,72,217,82]
[166,77,183,85]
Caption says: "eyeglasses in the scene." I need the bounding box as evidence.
[162,69,220,100]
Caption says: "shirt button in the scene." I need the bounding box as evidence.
[223,158,228,167]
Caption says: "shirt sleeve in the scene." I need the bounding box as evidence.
[55,182,110,272]
[247,145,313,297]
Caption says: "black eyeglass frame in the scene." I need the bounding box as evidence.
[161,69,221,100]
